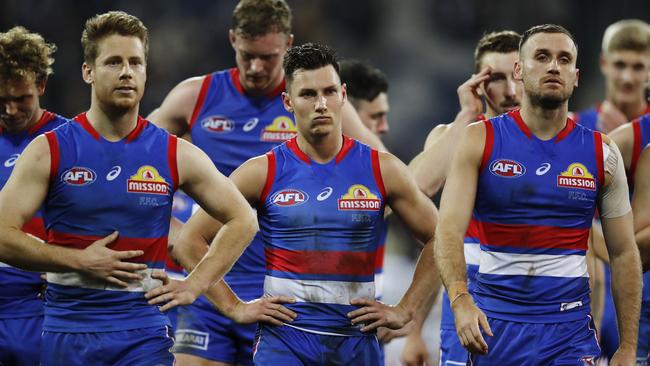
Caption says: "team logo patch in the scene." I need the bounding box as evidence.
[61,167,96,186]
[271,189,308,206]
[557,163,596,191]
[201,116,234,133]
[126,165,169,195]
[175,329,209,350]
[338,184,381,211]
[260,116,297,142]
[489,159,526,178]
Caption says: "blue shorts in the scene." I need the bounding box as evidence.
[253,324,381,366]
[440,327,468,366]
[469,316,600,366]
[173,299,256,366]
[41,326,174,366]
[638,301,650,365]
[0,315,43,366]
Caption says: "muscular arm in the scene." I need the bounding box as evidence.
[601,136,641,362]
[147,76,204,137]
[0,137,145,282]
[340,102,387,151]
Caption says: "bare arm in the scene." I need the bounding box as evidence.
[349,152,439,332]
[0,136,146,284]
[609,122,635,172]
[408,68,491,197]
[147,139,258,308]
[600,136,641,365]
[147,76,204,137]
[435,122,493,354]
[340,101,387,151]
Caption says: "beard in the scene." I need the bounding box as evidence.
[526,85,573,110]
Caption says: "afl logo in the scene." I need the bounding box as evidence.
[490,159,526,178]
[201,116,234,133]
[271,189,308,207]
[62,167,96,186]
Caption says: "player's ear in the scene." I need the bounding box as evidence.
[282,91,293,113]
[575,68,580,88]
[228,29,237,49]
[36,76,48,96]
[341,83,347,104]
[513,60,523,81]
[286,33,294,49]
[82,62,93,85]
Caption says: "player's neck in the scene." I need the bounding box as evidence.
[86,103,140,142]
[296,132,343,164]
[606,95,648,120]
[519,97,568,141]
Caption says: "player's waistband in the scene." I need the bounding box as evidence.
[47,268,163,292]
[264,275,374,305]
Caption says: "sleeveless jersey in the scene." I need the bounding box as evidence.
[0,111,67,318]
[259,137,385,336]
[188,68,294,299]
[474,110,604,323]
[42,113,177,332]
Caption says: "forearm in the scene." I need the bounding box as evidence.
[397,242,439,321]
[0,226,81,272]
[184,216,257,294]
[409,272,438,333]
[434,229,468,299]
[609,248,642,350]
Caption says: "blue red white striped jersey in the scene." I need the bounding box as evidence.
[42,113,177,332]
[0,111,67,319]
[259,137,385,335]
[188,68,295,298]
[473,110,604,323]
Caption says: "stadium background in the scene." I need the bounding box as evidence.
[2,1,649,364]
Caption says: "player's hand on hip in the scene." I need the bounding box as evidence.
[145,270,202,311]
[79,231,147,287]
[230,296,297,325]
[347,298,412,333]
[451,294,493,355]
[609,346,637,366]
[377,320,413,343]
[457,66,492,118]
[597,100,628,134]
[400,331,433,366]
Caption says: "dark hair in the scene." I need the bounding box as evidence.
[81,11,148,64]
[474,31,521,72]
[339,60,388,103]
[519,24,577,54]
[232,0,292,38]
[283,43,339,85]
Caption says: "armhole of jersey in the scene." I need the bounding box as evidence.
[168,134,179,191]
[188,74,213,131]
[260,151,276,203]
[479,120,494,173]
[594,132,605,188]
[630,121,642,180]
[371,149,387,198]
[44,131,59,185]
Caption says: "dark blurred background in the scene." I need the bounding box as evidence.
[2,0,649,161]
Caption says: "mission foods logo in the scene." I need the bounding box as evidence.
[62,167,96,186]
[490,159,526,178]
[271,189,308,206]
[201,116,234,133]
[338,184,381,211]
[557,163,596,191]
[261,116,297,142]
[127,165,169,195]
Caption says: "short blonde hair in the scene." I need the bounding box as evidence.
[81,11,148,64]
[602,19,650,55]
[0,26,56,83]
